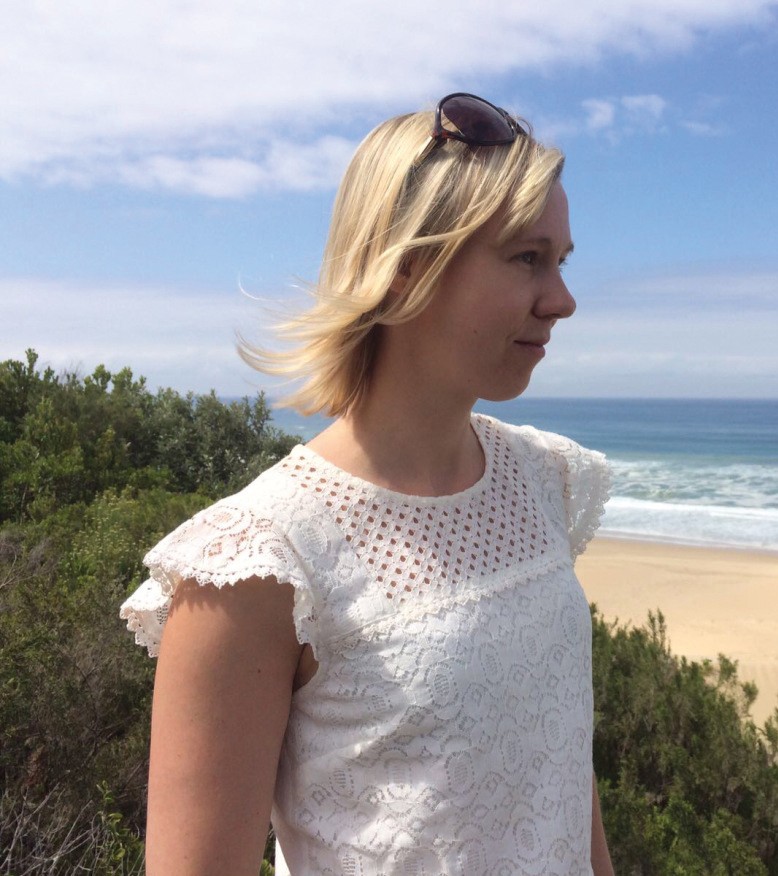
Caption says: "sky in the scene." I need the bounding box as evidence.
[2,0,778,403]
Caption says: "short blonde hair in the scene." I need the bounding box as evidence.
[240,105,564,416]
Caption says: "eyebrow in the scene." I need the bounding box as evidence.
[521,236,575,255]
[519,235,575,256]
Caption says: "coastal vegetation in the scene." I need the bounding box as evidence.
[1,350,776,875]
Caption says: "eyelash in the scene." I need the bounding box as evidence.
[514,251,570,270]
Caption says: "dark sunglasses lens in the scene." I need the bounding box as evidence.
[440,95,515,143]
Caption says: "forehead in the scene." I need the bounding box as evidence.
[481,182,571,247]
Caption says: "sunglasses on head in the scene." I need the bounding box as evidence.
[413,92,527,168]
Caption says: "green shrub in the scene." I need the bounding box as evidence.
[592,608,778,874]
[0,352,296,874]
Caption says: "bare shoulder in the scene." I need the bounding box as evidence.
[157,574,304,700]
[162,574,302,661]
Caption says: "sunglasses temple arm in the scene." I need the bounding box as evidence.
[411,136,443,170]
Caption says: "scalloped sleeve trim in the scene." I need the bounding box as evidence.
[119,501,317,658]
[559,440,611,559]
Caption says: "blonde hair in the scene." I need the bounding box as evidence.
[240,105,564,416]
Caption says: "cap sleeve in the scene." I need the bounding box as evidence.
[551,435,611,558]
[119,498,316,658]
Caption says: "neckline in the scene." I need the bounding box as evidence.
[291,413,494,505]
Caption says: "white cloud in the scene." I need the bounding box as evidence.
[2,0,775,195]
[0,276,282,396]
[621,94,666,118]
[577,93,669,140]
[40,136,357,196]
[590,270,778,311]
[680,119,726,136]
[621,94,667,127]
[116,157,268,199]
[582,99,616,132]
[534,310,778,397]
[527,267,778,396]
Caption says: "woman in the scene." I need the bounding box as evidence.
[122,93,614,875]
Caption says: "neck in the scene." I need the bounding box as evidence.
[307,360,483,497]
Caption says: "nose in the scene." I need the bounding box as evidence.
[535,271,576,320]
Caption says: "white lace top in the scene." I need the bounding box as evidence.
[121,414,609,875]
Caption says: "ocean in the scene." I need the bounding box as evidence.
[267,399,778,553]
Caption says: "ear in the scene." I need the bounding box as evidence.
[388,255,414,297]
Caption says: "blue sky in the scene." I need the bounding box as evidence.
[2,0,777,402]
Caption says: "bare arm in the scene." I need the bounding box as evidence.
[145,576,303,876]
[591,772,615,876]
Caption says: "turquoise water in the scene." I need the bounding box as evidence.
[268,399,778,552]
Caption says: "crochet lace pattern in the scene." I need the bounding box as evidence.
[121,414,610,875]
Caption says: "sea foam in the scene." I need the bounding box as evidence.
[601,495,778,552]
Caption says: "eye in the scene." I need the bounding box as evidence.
[558,254,570,272]
[513,250,538,266]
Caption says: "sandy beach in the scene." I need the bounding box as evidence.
[576,537,778,726]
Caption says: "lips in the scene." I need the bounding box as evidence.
[514,338,549,347]
[513,337,549,361]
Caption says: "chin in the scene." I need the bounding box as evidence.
[481,378,533,403]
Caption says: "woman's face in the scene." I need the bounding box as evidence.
[393,182,576,406]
